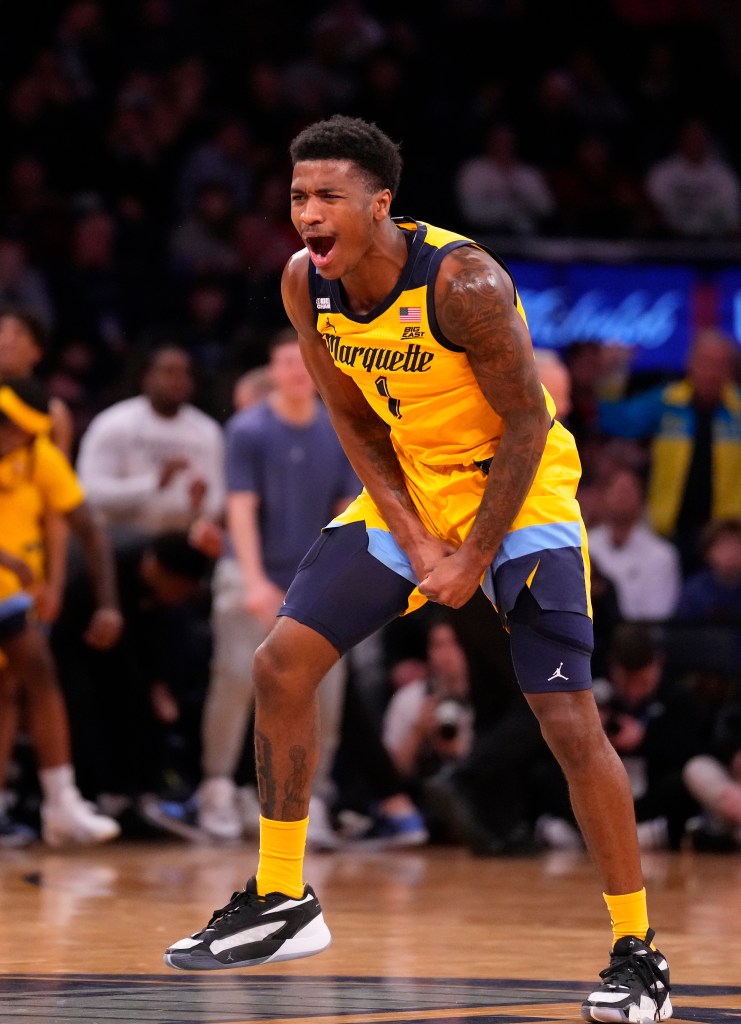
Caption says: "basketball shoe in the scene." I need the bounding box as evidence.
[41,787,121,847]
[581,929,672,1023]
[164,876,332,970]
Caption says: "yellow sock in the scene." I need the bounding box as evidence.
[603,888,651,946]
[255,815,308,899]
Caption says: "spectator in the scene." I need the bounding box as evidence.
[683,688,741,851]
[567,49,628,142]
[593,623,711,849]
[382,618,475,787]
[49,207,133,393]
[170,179,239,278]
[329,668,429,849]
[231,365,271,413]
[76,344,225,536]
[644,117,741,238]
[519,69,582,174]
[161,328,359,847]
[0,235,55,331]
[598,328,741,574]
[674,518,741,625]
[587,465,682,622]
[176,115,254,216]
[0,377,123,846]
[548,134,650,238]
[417,610,560,860]
[454,122,555,236]
[533,346,572,421]
[0,154,70,265]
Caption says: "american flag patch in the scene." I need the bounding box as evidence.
[399,306,421,322]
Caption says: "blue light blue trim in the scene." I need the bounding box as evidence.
[481,566,496,605]
[493,521,582,570]
[0,592,33,621]
[366,527,418,583]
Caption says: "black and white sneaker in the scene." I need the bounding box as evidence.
[581,929,672,1023]
[164,876,332,970]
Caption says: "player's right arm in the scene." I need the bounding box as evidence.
[281,251,452,581]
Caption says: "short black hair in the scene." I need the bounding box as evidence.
[0,306,49,352]
[607,623,661,672]
[141,343,192,374]
[289,114,403,196]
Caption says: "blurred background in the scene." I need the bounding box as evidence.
[1,0,740,432]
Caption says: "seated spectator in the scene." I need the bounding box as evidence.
[594,623,711,849]
[587,464,682,622]
[382,617,475,788]
[0,234,55,330]
[0,377,123,846]
[76,529,215,830]
[176,115,254,217]
[548,134,650,238]
[561,339,636,465]
[0,154,70,265]
[76,344,225,537]
[453,122,555,236]
[598,328,741,575]
[406,609,559,856]
[683,689,741,851]
[644,117,741,239]
[51,208,125,362]
[169,180,239,277]
[674,518,741,625]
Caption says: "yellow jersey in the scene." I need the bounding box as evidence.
[310,217,590,619]
[312,217,537,468]
[0,435,84,601]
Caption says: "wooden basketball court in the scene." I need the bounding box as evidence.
[1,838,739,1022]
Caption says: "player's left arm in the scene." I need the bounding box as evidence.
[420,246,551,607]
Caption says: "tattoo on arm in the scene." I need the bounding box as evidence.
[437,249,549,558]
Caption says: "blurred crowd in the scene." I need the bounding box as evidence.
[2,1,741,435]
[1,0,741,855]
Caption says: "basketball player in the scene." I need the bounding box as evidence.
[166,115,672,1024]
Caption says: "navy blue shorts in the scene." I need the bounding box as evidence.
[0,593,33,644]
[280,522,593,694]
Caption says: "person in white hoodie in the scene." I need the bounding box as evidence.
[76,344,225,537]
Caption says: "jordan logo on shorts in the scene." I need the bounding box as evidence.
[548,662,569,682]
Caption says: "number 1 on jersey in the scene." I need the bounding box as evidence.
[375,376,402,419]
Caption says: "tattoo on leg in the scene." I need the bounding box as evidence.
[255,729,277,818]
[282,745,309,818]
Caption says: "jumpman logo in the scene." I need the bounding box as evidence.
[548,662,569,682]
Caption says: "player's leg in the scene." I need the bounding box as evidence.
[165,521,417,971]
[507,592,672,1024]
[2,620,120,846]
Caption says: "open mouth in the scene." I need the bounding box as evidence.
[305,235,335,262]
